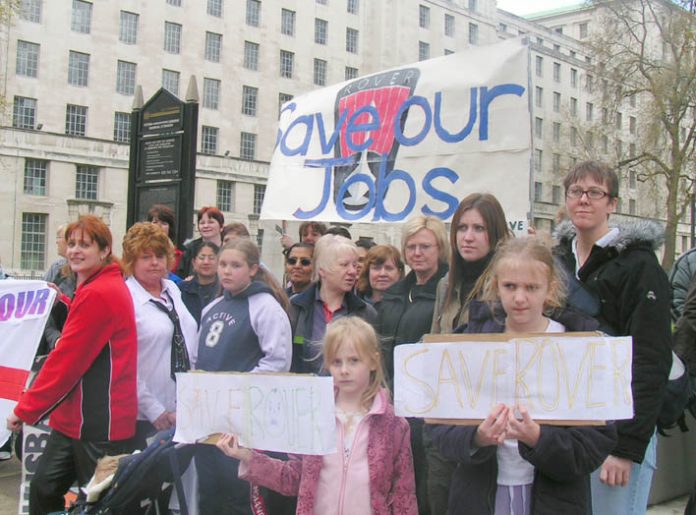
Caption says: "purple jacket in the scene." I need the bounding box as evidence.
[239,389,417,515]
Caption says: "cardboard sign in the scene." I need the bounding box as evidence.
[394,333,633,423]
[261,38,531,224]
[174,372,336,455]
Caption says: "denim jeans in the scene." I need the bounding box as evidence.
[590,432,658,515]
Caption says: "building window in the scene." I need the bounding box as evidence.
[313,59,327,86]
[553,153,561,173]
[552,185,562,204]
[280,50,294,78]
[535,55,543,77]
[205,32,222,62]
[346,27,359,53]
[253,184,266,215]
[602,134,609,153]
[278,92,293,116]
[534,117,543,139]
[16,41,40,78]
[345,66,358,80]
[534,180,543,200]
[586,74,594,93]
[553,91,560,113]
[629,116,636,134]
[242,85,258,116]
[315,18,328,45]
[207,0,223,17]
[75,165,98,199]
[201,126,219,154]
[579,22,588,38]
[616,112,623,129]
[240,132,256,160]
[21,213,47,271]
[316,0,327,4]
[71,0,92,33]
[119,11,138,44]
[246,0,260,27]
[570,126,578,147]
[629,142,636,157]
[116,61,136,95]
[629,199,636,215]
[536,36,544,46]
[584,103,593,122]
[629,93,637,107]
[347,0,358,14]
[468,0,477,10]
[13,96,36,129]
[419,41,430,61]
[65,104,87,136]
[570,97,578,117]
[67,50,89,86]
[164,22,181,54]
[217,180,234,212]
[113,112,131,142]
[244,41,259,70]
[570,68,578,88]
[469,23,478,45]
[445,14,455,37]
[203,78,221,110]
[629,169,637,189]
[553,62,561,82]
[444,49,454,55]
[419,5,430,29]
[167,0,181,5]
[20,0,42,22]
[535,86,543,108]
[553,122,561,143]
[162,69,180,96]
[281,9,295,36]
[499,22,507,32]
[24,159,47,196]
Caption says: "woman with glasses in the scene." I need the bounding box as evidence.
[179,241,220,326]
[284,242,314,296]
[122,223,198,449]
[376,215,449,515]
[554,161,671,515]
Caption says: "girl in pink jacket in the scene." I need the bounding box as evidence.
[216,316,417,515]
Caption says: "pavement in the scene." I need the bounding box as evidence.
[0,455,688,514]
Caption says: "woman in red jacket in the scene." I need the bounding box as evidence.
[6,215,138,515]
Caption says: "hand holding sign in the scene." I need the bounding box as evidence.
[216,433,252,463]
[6,413,22,432]
[506,405,540,448]
[474,403,509,447]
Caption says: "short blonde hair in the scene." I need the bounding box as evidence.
[122,222,174,276]
[401,215,449,264]
[482,237,567,312]
[312,234,358,282]
[322,317,388,409]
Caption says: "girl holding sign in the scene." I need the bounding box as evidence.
[216,317,418,515]
[196,238,292,515]
[431,237,617,515]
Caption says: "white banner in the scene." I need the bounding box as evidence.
[261,38,531,224]
[0,280,56,446]
[174,372,336,455]
[394,335,633,422]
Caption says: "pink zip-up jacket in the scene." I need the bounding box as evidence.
[239,388,417,515]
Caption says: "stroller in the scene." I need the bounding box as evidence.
[68,429,195,515]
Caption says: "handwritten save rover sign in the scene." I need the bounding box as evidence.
[174,372,336,455]
[261,38,531,224]
[394,334,633,422]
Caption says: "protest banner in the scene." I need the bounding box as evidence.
[260,38,531,225]
[174,372,336,455]
[0,280,55,448]
[394,333,633,423]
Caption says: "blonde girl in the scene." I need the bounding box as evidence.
[196,238,292,514]
[216,317,417,515]
[431,237,617,515]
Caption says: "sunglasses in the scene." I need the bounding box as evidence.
[287,257,312,266]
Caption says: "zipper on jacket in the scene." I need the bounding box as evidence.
[336,413,371,515]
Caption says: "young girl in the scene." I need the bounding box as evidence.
[431,237,617,515]
[196,238,292,514]
[216,317,418,515]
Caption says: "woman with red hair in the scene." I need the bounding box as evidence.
[176,206,224,278]
[6,215,137,514]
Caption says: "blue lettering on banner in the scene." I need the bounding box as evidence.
[277,82,526,222]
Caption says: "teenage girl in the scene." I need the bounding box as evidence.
[196,238,292,515]
[216,317,418,515]
[431,237,617,515]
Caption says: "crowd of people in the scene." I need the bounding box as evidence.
[3,159,680,515]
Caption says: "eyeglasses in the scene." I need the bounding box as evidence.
[196,254,217,262]
[287,257,312,266]
[565,186,611,200]
[405,243,436,254]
